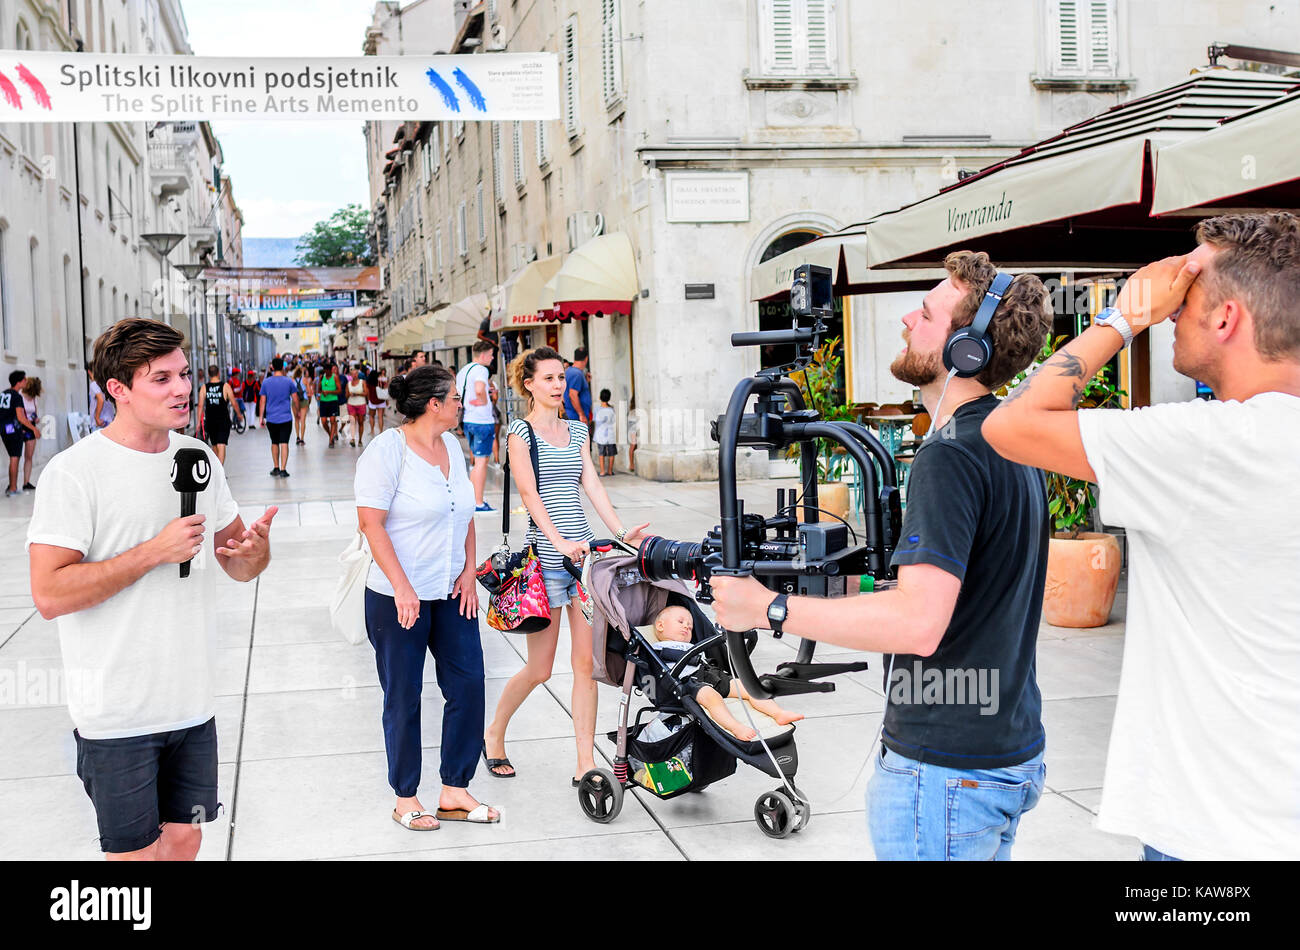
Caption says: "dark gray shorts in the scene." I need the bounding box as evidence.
[74,717,220,853]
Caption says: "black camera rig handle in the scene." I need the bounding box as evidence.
[714,376,898,701]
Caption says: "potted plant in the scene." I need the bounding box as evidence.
[788,337,855,521]
[1001,335,1125,627]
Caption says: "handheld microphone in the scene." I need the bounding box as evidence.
[171,448,212,578]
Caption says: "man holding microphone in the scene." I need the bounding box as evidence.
[28,318,277,861]
[982,212,1300,860]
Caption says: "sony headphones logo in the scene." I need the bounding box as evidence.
[963,352,980,362]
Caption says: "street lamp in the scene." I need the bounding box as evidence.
[175,262,207,414]
[140,232,185,324]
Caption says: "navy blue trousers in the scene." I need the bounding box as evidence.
[365,588,486,796]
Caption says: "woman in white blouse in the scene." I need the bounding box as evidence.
[354,365,499,830]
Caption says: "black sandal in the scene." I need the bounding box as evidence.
[482,743,516,779]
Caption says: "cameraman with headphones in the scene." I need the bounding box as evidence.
[712,251,1052,860]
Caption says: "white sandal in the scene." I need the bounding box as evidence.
[435,803,501,824]
[392,809,440,831]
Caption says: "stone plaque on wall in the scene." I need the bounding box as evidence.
[665,172,750,223]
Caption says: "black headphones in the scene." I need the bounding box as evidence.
[942,271,1013,378]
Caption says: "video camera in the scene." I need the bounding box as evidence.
[635,264,902,700]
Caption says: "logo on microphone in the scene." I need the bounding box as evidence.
[170,453,211,490]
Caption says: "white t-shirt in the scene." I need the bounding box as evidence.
[457,362,495,426]
[354,427,476,599]
[594,406,616,445]
[26,431,240,739]
[1077,394,1300,860]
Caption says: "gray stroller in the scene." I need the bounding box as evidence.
[573,542,812,838]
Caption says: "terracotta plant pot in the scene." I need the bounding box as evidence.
[817,481,851,522]
[1042,531,1121,628]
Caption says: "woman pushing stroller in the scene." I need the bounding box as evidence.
[483,346,651,786]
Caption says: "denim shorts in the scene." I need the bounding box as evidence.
[542,567,579,608]
[74,717,221,854]
[867,746,1046,861]
[463,422,496,458]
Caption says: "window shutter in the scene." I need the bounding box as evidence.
[492,122,504,200]
[804,0,835,74]
[435,227,442,276]
[536,121,550,167]
[476,183,486,244]
[443,122,450,158]
[512,121,524,185]
[563,16,580,136]
[761,0,797,74]
[1053,0,1082,74]
[457,201,467,256]
[601,0,623,104]
[1087,0,1116,75]
[431,125,440,171]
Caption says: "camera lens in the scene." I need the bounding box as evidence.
[637,536,703,582]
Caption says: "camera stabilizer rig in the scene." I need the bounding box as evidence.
[636,265,902,700]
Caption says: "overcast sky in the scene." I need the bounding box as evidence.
[183,0,377,239]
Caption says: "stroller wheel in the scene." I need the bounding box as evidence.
[577,769,623,824]
[792,795,811,832]
[754,789,797,839]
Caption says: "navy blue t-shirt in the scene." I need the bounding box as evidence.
[563,365,592,420]
[883,394,1048,769]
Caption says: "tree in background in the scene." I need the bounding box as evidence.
[294,204,376,267]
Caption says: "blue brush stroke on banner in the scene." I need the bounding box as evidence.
[453,68,488,112]
[425,68,460,112]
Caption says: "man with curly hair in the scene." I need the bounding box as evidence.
[713,251,1053,860]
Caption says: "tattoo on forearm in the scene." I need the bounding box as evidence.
[1070,382,1085,408]
[1049,351,1089,380]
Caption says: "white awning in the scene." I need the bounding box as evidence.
[489,256,564,331]
[1152,91,1300,215]
[433,292,490,348]
[552,231,638,320]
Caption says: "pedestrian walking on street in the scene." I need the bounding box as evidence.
[89,368,115,429]
[366,369,387,438]
[483,346,651,785]
[1,371,39,497]
[243,372,260,429]
[455,341,496,511]
[562,348,592,433]
[346,369,368,447]
[318,363,342,447]
[20,376,42,490]
[292,368,311,445]
[27,317,276,861]
[258,358,299,478]
[203,366,243,465]
[355,365,500,831]
[594,388,616,476]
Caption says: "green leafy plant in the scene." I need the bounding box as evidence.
[787,336,855,482]
[999,334,1126,537]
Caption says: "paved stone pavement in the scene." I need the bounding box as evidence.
[0,414,1139,860]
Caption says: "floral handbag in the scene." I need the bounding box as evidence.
[476,420,554,633]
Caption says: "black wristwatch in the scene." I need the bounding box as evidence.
[767,593,789,635]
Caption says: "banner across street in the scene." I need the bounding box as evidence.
[0,51,559,121]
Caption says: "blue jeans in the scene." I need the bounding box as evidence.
[868,746,1046,860]
[365,589,486,797]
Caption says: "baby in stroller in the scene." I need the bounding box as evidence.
[650,605,803,741]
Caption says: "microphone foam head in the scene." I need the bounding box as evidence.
[171,448,212,492]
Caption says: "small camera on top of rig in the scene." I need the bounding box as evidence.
[789,262,834,321]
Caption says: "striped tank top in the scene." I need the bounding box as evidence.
[509,417,593,570]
